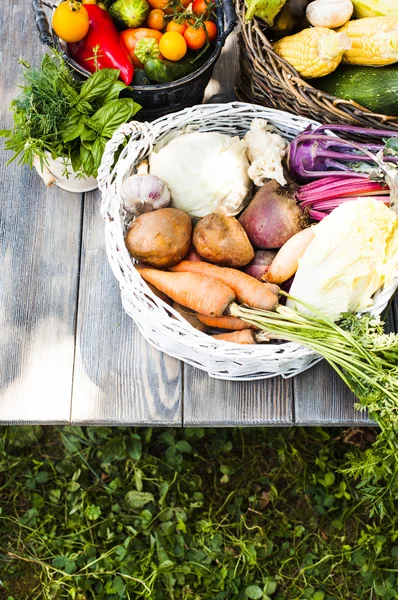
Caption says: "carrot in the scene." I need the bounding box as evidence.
[212,329,257,344]
[196,314,255,331]
[172,302,208,332]
[170,261,279,310]
[136,265,235,317]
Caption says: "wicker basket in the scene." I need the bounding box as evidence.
[235,1,398,133]
[98,102,398,381]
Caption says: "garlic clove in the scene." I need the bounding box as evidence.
[121,173,170,216]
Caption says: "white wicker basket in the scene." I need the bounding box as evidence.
[98,102,398,381]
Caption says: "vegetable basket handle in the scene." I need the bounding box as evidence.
[32,0,56,47]
[219,0,238,46]
[98,121,155,218]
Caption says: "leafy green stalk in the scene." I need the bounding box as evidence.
[0,52,141,178]
[230,296,398,516]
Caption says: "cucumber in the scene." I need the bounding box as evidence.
[133,69,152,87]
[145,50,212,84]
[312,66,398,116]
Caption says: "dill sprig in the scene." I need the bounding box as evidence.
[1,54,81,168]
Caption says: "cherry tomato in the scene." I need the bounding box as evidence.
[204,20,217,42]
[192,0,215,17]
[52,0,89,43]
[159,31,187,61]
[120,28,163,68]
[147,9,166,30]
[166,19,187,34]
[148,0,189,12]
[184,25,207,50]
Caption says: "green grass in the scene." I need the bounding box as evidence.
[1,426,398,600]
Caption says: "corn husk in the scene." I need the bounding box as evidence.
[352,0,398,19]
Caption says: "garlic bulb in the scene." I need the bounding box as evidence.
[121,160,170,215]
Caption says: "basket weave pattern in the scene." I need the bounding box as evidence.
[234,2,398,132]
[98,102,398,381]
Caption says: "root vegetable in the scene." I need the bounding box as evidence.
[185,249,203,262]
[125,207,192,268]
[238,180,308,249]
[193,214,255,267]
[170,260,279,310]
[196,314,254,331]
[212,329,257,344]
[244,250,277,280]
[136,264,235,316]
[267,227,316,284]
[172,302,208,332]
[147,282,173,305]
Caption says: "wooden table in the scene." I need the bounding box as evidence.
[1,3,392,427]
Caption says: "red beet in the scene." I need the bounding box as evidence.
[239,180,308,249]
[244,250,277,280]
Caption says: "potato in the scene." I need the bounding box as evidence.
[125,208,192,268]
[193,214,255,267]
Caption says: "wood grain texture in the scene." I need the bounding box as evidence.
[183,372,293,426]
[0,3,82,424]
[184,30,293,427]
[204,29,239,104]
[293,307,397,426]
[70,190,182,425]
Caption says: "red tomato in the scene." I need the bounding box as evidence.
[204,20,217,42]
[184,26,207,50]
[192,0,215,17]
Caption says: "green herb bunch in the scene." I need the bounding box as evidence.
[0,53,141,178]
[231,297,398,517]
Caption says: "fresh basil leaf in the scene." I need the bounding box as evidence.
[98,81,131,106]
[62,110,86,143]
[80,145,95,177]
[70,150,82,174]
[75,99,93,114]
[92,136,107,171]
[82,114,103,134]
[80,128,97,143]
[90,98,139,139]
[79,69,120,103]
[81,139,94,151]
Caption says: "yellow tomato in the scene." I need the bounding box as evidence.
[52,1,89,43]
[159,31,187,61]
[82,0,96,4]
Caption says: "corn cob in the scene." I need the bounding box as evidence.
[273,27,351,79]
[339,17,398,66]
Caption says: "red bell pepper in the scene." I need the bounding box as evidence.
[69,5,134,85]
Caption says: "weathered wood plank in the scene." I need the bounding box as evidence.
[204,29,239,104]
[0,4,81,424]
[70,190,182,425]
[183,372,293,426]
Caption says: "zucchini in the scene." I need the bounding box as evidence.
[312,66,398,116]
[144,50,212,84]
